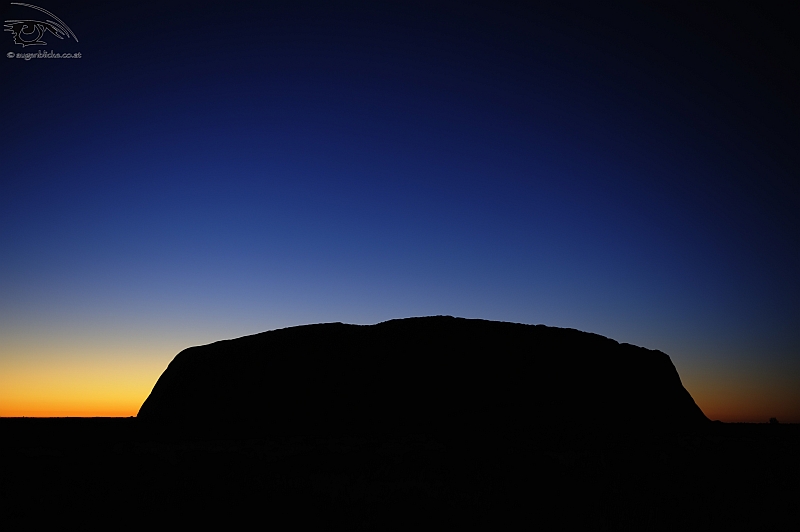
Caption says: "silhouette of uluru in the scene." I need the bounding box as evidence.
[138,316,709,435]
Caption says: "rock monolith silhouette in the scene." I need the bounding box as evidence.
[138,316,709,435]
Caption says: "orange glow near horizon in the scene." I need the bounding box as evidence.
[2,333,798,422]
[0,333,176,418]
[5,385,798,423]
[3,365,799,422]
[690,391,800,424]
[0,362,155,417]
[680,363,800,424]
[0,323,276,418]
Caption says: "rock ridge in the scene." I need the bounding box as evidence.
[138,316,709,435]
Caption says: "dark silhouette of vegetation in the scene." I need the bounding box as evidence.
[0,417,798,529]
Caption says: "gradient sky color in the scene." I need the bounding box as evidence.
[1,1,798,421]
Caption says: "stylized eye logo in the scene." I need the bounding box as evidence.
[4,2,78,47]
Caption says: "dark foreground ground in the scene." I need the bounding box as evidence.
[1,419,797,530]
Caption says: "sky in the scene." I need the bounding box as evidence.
[1,1,797,421]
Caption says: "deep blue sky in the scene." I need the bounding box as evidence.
[1,1,797,420]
